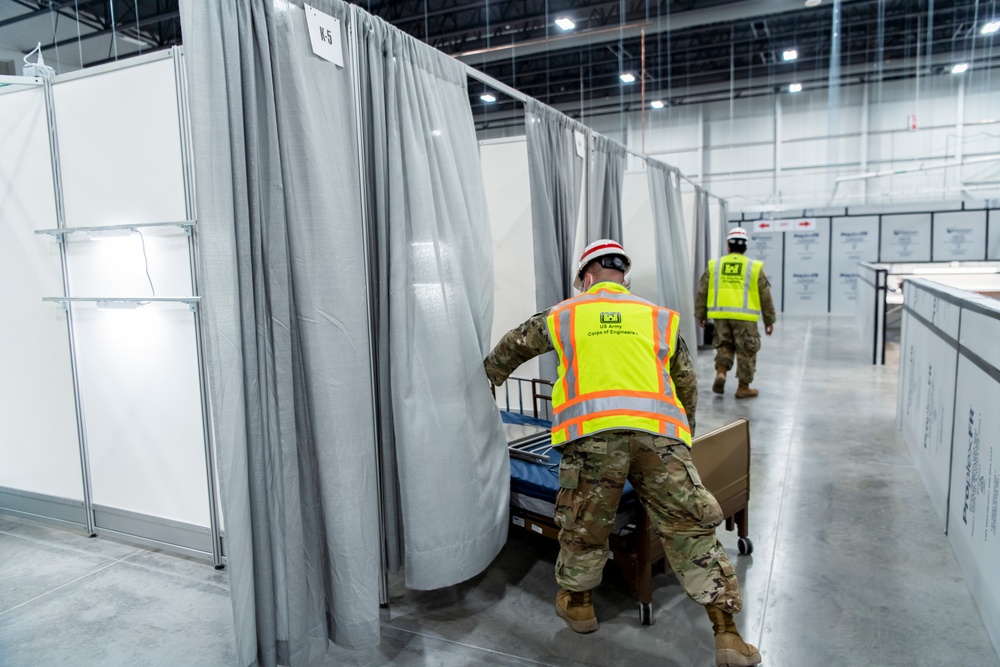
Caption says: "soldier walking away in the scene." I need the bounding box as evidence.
[695,228,777,398]
[484,240,761,667]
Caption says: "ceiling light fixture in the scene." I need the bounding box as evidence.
[981,21,1000,34]
[788,83,803,93]
[951,62,969,74]
[650,100,665,109]
[88,228,133,240]
[480,93,497,102]
[782,49,798,61]
[804,0,822,6]
[620,72,636,83]
[97,300,146,310]
[555,17,575,31]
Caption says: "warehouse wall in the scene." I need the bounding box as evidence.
[585,73,1000,210]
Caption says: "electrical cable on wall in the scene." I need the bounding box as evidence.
[136,230,157,299]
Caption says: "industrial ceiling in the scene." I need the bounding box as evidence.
[1,1,996,128]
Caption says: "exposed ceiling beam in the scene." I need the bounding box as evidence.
[0,0,105,30]
[455,0,835,65]
[39,9,180,52]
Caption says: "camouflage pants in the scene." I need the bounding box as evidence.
[553,430,743,614]
[712,319,761,384]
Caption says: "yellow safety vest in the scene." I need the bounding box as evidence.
[707,253,763,322]
[545,282,692,448]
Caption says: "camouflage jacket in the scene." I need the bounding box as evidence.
[484,303,699,436]
[694,262,777,327]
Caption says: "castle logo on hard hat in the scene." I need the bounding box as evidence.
[600,312,622,324]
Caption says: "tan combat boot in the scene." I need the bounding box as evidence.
[706,606,761,667]
[555,589,598,633]
[712,366,727,394]
[735,382,758,399]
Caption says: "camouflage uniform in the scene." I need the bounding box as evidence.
[695,264,777,385]
[484,294,743,614]
[554,430,741,613]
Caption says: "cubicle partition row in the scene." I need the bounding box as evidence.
[854,261,1000,364]
[854,262,888,364]
[897,278,1000,656]
[0,50,222,565]
[728,203,1000,316]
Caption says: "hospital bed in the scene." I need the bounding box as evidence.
[497,377,753,625]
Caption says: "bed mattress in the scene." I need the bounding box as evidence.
[502,411,636,508]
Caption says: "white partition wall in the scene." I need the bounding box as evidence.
[990,210,1000,260]
[0,51,221,563]
[932,211,988,261]
[948,298,1000,658]
[0,81,85,524]
[830,216,880,313]
[880,213,932,262]
[747,228,784,311]
[782,220,831,314]
[481,138,538,386]
[898,279,1000,657]
[896,280,963,529]
[621,171,657,301]
[51,53,212,537]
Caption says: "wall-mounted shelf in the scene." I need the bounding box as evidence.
[35,220,197,242]
[43,296,202,311]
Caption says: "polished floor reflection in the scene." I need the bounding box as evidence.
[1,315,997,666]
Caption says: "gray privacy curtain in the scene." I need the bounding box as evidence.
[588,134,627,243]
[181,1,379,664]
[647,161,696,348]
[355,10,509,590]
[524,98,585,381]
[693,186,713,346]
[717,198,730,255]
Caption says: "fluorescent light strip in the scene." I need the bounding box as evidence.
[555,17,575,31]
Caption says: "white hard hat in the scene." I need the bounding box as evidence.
[727,227,749,242]
[574,239,631,290]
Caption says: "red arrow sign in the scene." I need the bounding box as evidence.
[759,223,770,229]
[798,221,811,227]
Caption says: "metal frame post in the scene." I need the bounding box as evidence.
[42,76,97,537]
[173,47,223,568]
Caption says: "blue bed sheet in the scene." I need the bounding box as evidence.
[502,411,635,505]
[498,410,552,429]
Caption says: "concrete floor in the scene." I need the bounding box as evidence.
[1,315,998,666]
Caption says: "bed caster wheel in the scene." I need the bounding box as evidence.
[738,537,753,555]
[639,602,653,625]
